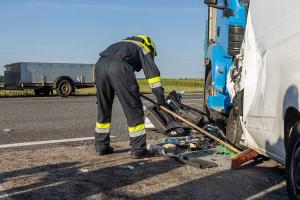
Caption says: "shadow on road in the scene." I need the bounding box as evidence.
[142,161,287,200]
[0,156,288,200]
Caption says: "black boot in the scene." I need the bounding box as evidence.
[96,146,114,156]
[95,132,113,156]
[130,134,149,159]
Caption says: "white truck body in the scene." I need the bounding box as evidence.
[238,0,300,164]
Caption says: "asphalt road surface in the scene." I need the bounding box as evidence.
[0,94,288,200]
[0,94,203,146]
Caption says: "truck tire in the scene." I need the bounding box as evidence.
[204,70,227,132]
[226,109,245,150]
[286,121,300,200]
[56,79,73,97]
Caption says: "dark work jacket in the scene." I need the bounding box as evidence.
[99,36,164,100]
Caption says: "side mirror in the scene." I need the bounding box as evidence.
[204,0,218,5]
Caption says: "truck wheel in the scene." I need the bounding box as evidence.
[226,109,245,150]
[56,79,73,97]
[286,121,300,200]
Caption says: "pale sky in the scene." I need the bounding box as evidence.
[0,0,207,78]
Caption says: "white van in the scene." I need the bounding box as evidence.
[227,1,300,198]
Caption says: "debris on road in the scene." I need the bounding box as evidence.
[3,128,13,135]
[147,136,231,169]
[119,165,135,170]
[141,91,260,169]
[216,145,236,157]
[147,144,167,156]
[141,92,241,153]
[76,146,87,150]
[80,168,89,173]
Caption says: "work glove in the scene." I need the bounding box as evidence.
[156,94,166,106]
[152,86,165,106]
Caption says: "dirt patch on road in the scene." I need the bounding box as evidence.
[0,141,288,200]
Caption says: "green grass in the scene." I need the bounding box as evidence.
[0,89,35,97]
[0,78,204,97]
[137,78,204,93]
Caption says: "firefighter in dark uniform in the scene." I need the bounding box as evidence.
[94,35,164,159]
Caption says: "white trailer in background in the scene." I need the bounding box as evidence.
[3,62,95,97]
[227,0,300,198]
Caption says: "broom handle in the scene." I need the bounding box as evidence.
[140,94,241,154]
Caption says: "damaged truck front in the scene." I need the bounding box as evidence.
[203,0,300,198]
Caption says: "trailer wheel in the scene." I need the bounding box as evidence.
[226,109,245,150]
[287,121,300,200]
[56,79,73,97]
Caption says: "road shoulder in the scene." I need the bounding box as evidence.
[0,141,287,200]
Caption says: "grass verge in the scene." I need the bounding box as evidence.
[0,79,204,97]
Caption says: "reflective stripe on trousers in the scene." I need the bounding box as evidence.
[128,124,146,138]
[95,122,111,133]
[147,76,162,88]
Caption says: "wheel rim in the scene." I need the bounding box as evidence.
[60,81,71,95]
[62,85,70,93]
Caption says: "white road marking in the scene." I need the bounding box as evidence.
[0,95,203,149]
[245,181,286,200]
[0,98,202,104]
[0,137,96,149]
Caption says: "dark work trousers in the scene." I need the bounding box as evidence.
[94,57,146,154]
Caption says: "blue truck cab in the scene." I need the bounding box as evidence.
[203,0,248,116]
